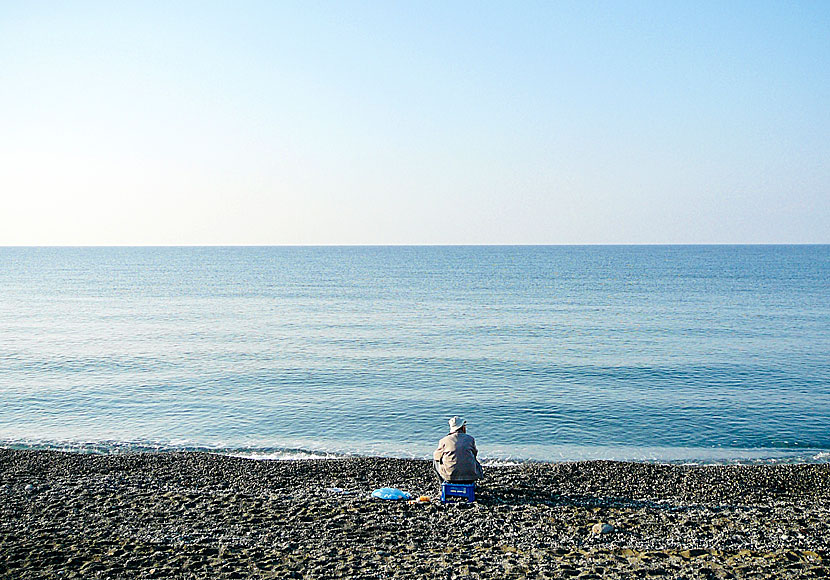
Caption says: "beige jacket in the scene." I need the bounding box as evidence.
[433,432,483,482]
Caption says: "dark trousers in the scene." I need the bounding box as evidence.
[433,459,446,483]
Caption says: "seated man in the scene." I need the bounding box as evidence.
[433,416,483,483]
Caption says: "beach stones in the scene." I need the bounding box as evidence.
[4,450,830,579]
[591,522,614,535]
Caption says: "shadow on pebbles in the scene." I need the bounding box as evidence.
[1,449,829,579]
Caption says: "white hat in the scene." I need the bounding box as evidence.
[448,416,466,433]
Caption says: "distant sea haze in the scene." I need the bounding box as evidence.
[1,246,828,463]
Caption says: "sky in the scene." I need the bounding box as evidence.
[1,1,828,245]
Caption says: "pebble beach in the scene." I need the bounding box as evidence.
[2,449,829,579]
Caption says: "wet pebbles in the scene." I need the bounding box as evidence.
[1,449,829,578]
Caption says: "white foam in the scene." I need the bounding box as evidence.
[482,459,521,467]
[477,443,830,465]
[229,450,342,461]
[3,437,829,465]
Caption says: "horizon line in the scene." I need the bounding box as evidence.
[2,243,829,248]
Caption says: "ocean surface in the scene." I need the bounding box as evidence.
[1,246,829,464]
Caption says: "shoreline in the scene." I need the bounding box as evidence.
[2,449,829,578]
[4,442,830,466]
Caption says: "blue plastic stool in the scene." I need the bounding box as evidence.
[441,482,475,503]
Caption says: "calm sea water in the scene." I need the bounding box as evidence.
[1,246,828,463]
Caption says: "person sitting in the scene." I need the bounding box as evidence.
[433,416,483,483]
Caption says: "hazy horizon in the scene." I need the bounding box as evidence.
[2,1,828,245]
[3,243,829,249]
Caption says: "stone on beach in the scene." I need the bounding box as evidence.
[591,522,615,535]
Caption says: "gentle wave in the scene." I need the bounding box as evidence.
[3,438,830,465]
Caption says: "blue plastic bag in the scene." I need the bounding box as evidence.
[371,487,412,500]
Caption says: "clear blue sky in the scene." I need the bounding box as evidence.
[1,1,828,244]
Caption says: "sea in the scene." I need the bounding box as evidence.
[1,246,828,464]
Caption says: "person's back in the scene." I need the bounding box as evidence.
[433,417,483,483]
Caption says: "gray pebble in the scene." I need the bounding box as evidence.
[591,522,614,535]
